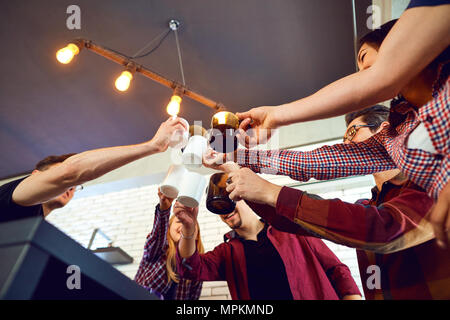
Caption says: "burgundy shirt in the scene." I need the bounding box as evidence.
[176,221,360,300]
[271,183,450,299]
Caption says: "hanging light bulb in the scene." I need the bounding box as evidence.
[167,95,182,116]
[56,43,80,64]
[115,70,133,92]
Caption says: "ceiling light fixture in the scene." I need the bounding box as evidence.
[56,19,226,113]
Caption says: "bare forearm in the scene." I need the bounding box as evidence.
[13,140,160,206]
[275,69,386,125]
[63,141,159,184]
[178,234,197,259]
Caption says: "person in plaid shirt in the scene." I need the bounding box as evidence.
[134,188,204,300]
[223,105,450,299]
[234,3,450,248]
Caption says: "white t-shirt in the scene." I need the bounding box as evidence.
[407,122,437,154]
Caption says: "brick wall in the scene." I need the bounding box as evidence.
[47,172,372,300]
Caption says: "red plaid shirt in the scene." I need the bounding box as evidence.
[237,62,449,200]
[272,183,450,299]
[134,205,202,300]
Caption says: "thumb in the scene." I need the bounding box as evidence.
[236,110,252,120]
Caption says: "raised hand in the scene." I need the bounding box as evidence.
[236,106,277,148]
[226,167,282,207]
[151,117,188,153]
[173,201,199,236]
[202,148,240,173]
[157,187,175,211]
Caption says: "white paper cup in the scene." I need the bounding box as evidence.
[169,117,189,149]
[177,171,207,208]
[182,135,208,169]
[160,164,188,198]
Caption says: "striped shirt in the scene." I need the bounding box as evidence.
[237,62,449,200]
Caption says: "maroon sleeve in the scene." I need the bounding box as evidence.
[176,243,227,281]
[275,186,304,221]
[305,237,361,299]
[276,185,435,253]
[245,199,310,235]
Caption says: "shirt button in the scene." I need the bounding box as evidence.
[426,116,433,123]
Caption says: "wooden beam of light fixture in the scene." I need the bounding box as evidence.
[69,38,226,112]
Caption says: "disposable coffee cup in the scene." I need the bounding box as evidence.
[177,171,207,208]
[182,135,208,169]
[160,164,188,198]
[169,117,189,149]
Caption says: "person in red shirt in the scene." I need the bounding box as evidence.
[234,3,450,248]
[174,198,361,300]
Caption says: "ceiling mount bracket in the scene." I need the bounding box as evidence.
[169,19,180,31]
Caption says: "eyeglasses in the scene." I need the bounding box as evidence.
[343,124,376,143]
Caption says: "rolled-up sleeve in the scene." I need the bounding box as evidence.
[275,185,435,254]
[176,245,227,282]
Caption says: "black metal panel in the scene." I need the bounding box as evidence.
[0,244,50,299]
[0,217,158,300]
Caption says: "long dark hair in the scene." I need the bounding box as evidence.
[358,20,449,66]
[358,20,449,129]
[358,20,398,52]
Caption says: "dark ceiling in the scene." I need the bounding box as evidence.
[0,0,371,179]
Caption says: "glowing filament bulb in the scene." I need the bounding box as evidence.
[115,71,133,92]
[167,95,182,116]
[56,43,80,64]
[214,111,227,125]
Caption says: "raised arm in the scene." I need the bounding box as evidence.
[173,202,226,281]
[275,185,435,253]
[141,189,175,263]
[237,5,450,144]
[236,133,396,182]
[12,117,186,207]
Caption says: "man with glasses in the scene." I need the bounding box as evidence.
[209,105,450,299]
[0,117,187,221]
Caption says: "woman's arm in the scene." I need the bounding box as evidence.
[237,5,450,143]
[142,189,175,262]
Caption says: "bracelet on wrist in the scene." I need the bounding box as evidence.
[180,229,195,240]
